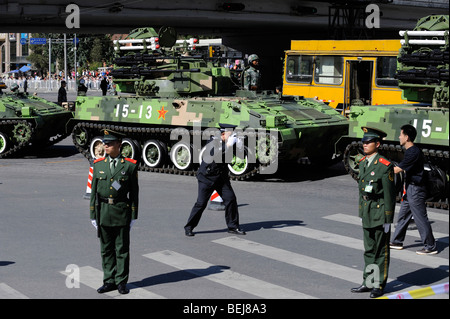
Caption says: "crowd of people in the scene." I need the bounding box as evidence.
[1,68,114,93]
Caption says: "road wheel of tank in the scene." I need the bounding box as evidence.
[72,125,90,148]
[89,136,106,160]
[170,141,193,171]
[0,132,9,155]
[229,146,253,177]
[424,163,447,203]
[343,141,364,181]
[256,133,278,165]
[120,138,141,161]
[12,122,32,144]
[142,140,167,168]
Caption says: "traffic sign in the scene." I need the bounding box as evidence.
[20,38,27,45]
[30,38,47,45]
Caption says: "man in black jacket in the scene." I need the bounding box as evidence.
[390,124,437,255]
[184,124,246,237]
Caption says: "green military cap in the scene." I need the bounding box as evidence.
[361,126,387,142]
[102,129,124,143]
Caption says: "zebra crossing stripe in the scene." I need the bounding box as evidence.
[323,213,449,243]
[60,266,166,299]
[0,283,29,299]
[213,236,363,284]
[274,223,448,269]
[143,250,314,299]
[213,236,426,293]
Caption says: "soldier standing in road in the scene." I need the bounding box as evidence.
[390,124,437,255]
[184,124,246,237]
[100,77,109,96]
[57,80,67,106]
[351,127,396,298]
[23,77,28,94]
[243,54,261,91]
[77,79,88,96]
[90,129,139,295]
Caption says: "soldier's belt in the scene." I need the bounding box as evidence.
[362,194,383,201]
[98,196,128,205]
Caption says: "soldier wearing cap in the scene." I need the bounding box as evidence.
[184,123,246,237]
[243,54,260,91]
[90,129,139,294]
[351,126,396,298]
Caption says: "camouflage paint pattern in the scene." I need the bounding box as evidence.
[72,93,348,162]
[347,104,449,147]
[0,92,73,157]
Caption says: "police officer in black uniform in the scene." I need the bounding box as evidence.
[184,124,246,237]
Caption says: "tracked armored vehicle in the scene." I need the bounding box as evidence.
[68,27,348,179]
[339,15,449,208]
[0,87,73,158]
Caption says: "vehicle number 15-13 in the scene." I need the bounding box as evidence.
[115,104,152,119]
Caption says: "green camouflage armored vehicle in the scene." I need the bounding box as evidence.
[68,27,348,179]
[339,15,449,208]
[0,85,73,158]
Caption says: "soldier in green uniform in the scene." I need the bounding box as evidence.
[90,129,139,295]
[351,127,396,298]
[243,54,261,91]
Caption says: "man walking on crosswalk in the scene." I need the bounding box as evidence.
[351,127,396,298]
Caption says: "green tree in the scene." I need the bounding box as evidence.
[27,33,114,77]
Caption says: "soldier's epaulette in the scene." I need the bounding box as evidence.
[94,157,105,164]
[379,157,391,166]
[359,156,366,163]
[125,158,137,164]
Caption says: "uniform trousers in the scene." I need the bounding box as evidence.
[99,225,130,285]
[391,184,436,250]
[185,179,239,231]
[363,225,390,290]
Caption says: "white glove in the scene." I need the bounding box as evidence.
[130,219,136,230]
[91,219,98,230]
[227,134,237,147]
[383,223,390,233]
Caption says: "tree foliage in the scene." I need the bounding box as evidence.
[27,33,114,76]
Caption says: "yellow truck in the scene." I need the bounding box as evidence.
[283,39,409,112]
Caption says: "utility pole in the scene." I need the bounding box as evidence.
[63,33,67,82]
[74,34,77,82]
[48,38,51,82]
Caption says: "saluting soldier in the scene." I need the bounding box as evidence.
[351,127,396,298]
[90,129,139,295]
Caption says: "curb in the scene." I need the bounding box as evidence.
[378,282,449,299]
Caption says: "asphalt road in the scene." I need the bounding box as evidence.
[0,135,448,305]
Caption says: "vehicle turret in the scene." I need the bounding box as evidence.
[111,27,236,97]
[396,15,449,107]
